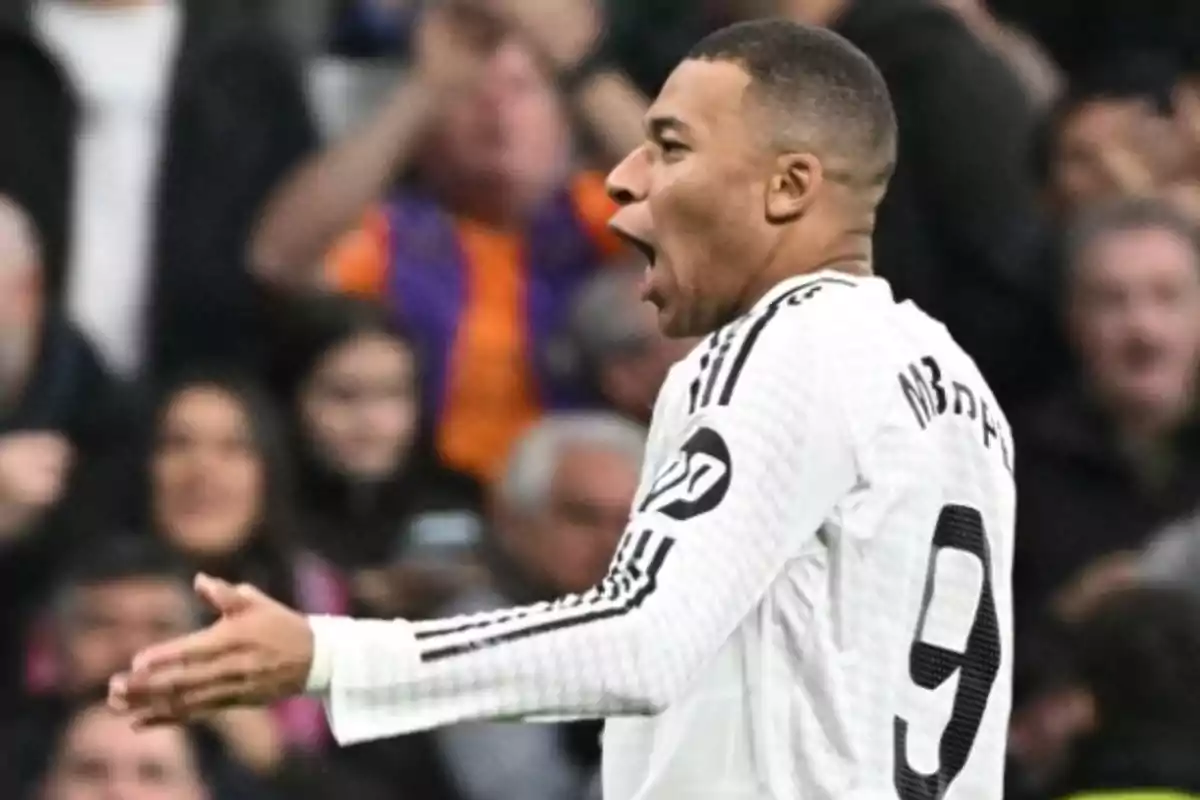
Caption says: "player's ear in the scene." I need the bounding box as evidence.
[765,153,821,223]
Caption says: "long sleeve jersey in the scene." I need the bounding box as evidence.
[307,271,1016,800]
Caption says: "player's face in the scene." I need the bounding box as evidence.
[607,59,776,337]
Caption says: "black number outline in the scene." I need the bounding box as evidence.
[893,504,1001,800]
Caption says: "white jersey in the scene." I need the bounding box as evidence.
[308,270,1016,800]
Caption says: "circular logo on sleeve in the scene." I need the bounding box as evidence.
[638,427,732,521]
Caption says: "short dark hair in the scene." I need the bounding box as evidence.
[53,536,196,625]
[1070,51,1179,115]
[687,18,897,189]
[59,535,191,590]
[269,291,418,402]
[1064,196,1200,280]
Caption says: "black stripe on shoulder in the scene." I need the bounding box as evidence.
[715,277,856,407]
[688,332,722,414]
[699,326,740,408]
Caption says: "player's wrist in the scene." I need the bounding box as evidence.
[304,615,344,694]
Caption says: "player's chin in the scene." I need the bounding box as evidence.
[655,302,702,340]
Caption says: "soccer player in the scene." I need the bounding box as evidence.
[111,18,1015,800]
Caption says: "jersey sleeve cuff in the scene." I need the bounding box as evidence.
[305,615,344,694]
[305,615,427,745]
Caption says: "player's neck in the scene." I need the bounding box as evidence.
[739,230,872,313]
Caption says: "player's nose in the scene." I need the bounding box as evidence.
[605,146,649,206]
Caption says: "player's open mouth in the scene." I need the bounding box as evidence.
[611,228,657,267]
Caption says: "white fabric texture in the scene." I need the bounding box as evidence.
[309,271,1016,799]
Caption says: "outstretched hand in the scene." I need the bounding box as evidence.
[108,573,315,727]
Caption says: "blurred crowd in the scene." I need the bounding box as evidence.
[1,0,1200,798]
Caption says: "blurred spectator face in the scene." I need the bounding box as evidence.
[428,37,569,206]
[1165,182,1200,226]
[1052,101,1129,210]
[42,704,208,800]
[1175,79,1200,183]
[1008,686,1094,785]
[1069,225,1200,426]
[57,576,195,694]
[153,387,264,559]
[0,197,42,390]
[1051,99,1185,214]
[299,332,418,481]
[589,281,696,422]
[503,443,638,595]
[774,0,847,26]
[599,328,694,423]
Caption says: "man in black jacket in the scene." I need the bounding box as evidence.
[0,0,316,390]
[0,195,129,541]
[0,195,135,709]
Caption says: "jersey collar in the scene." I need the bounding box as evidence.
[750,269,868,314]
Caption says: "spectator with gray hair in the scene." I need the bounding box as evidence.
[0,195,132,539]
[0,195,134,711]
[561,265,695,425]
[1013,196,1200,623]
[430,411,646,800]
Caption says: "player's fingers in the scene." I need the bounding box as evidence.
[233,581,270,603]
[194,573,250,615]
[180,676,256,713]
[126,679,194,727]
[128,649,250,699]
[108,672,130,712]
[133,679,247,729]
[131,622,236,674]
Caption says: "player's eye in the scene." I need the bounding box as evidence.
[658,140,688,160]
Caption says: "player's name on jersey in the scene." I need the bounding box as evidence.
[898,355,1013,475]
